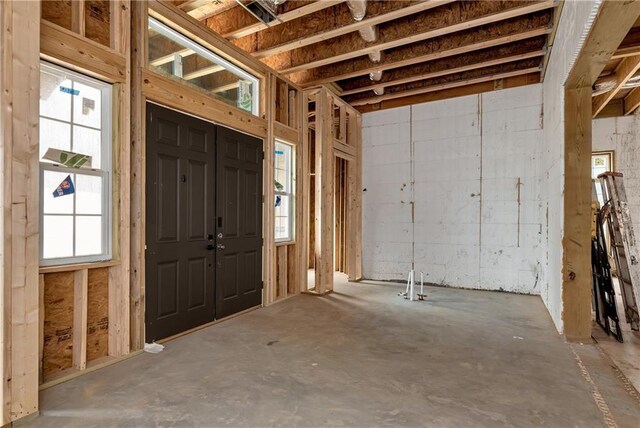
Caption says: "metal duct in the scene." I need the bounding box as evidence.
[369,70,383,82]
[368,50,383,63]
[346,0,367,21]
[592,76,616,96]
[358,25,377,43]
[373,87,385,96]
[622,74,640,90]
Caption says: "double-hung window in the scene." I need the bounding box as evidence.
[274,141,295,243]
[39,62,112,265]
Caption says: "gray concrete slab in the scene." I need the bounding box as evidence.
[27,279,639,427]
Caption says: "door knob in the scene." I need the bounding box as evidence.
[217,243,225,250]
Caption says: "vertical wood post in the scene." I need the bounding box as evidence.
[314,90,335,294]
[72,270,89,370]
[130,0,148,352]
[562,86,593,341]
[0,0,41,422]
[263,73,277,304]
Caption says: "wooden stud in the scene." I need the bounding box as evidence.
[130,0,148,352]
[72,270,89,370]
[38,275,45,384]
[71,0,85,36]
[277,246,288,298]
[263,73,277,305]
[1,0,41,422]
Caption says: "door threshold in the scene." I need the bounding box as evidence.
[157,305,262,344]
[302,288,333,296]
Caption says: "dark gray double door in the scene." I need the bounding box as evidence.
[145,103,263,342]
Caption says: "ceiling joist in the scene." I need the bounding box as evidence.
[287,12,552,86]
[592,55,640,117]
[265,0,554,74]
[623,87,640,115]
[205,0,344,40]
[339,38,546,96]
[235,0,455,58]
[345,59,541,106]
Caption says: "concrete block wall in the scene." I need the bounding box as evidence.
[362,85,545,294]
[593,115,640,231]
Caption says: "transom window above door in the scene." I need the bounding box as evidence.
[148,16,260,116]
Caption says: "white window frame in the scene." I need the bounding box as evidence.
[275,141,295,243]
[148,16,260,116]
[39,62,113,266]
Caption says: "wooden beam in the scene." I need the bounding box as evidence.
[40,20,127,83]
[356,72,540,113]
[592,55,640,117]
[72,270,89,370]
[611,26,640,59]
[562,0,640,342]
[237,0,454,58]
[141,69,268,137]
[623,86,640,114]
[206,1,344,40]
[264,74,277,304]
[1,0,41,423]
[287,12,552,86]
[347,61,541,106]
[339,39,546,96]
[266,1,554,74]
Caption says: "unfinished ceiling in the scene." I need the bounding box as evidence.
[175,0,559,111]
[592,17,640,117]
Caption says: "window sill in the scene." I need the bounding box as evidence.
[39,259,120,274]
[275,240,295,247]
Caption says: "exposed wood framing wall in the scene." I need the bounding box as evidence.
[1,0,41,423]
[303,88,362,294]
[562,0,640,341]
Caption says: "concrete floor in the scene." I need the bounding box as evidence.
[27,279,640,427]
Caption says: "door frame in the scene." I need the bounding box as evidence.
[140,100,268,343]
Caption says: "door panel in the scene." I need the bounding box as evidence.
[146,103,216,341]
[216,126,263,318]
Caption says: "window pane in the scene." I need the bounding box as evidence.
[73,125,102,169]
[40,118,71,159]
[148,18,258,115]
[43,170,74,214]
[275,168,288,193]
[75,174,103,215]
[72,82,102,128]
[43,215,74,259]
[40,71,72,122]
[75,216,102,256]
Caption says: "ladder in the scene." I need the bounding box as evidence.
[598,172,640,331]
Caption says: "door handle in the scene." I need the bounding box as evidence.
[217,243,225,250]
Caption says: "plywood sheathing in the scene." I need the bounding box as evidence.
[87,268,109,362]
[338,37,546,96]
[263,0,553,74]
[287,11,552,87]
[41,0,112,47]
[43,273,75,379]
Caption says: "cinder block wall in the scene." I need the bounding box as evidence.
[362,84,545,294]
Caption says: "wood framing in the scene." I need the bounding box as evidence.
[265,1,554,74]
[562,0,640,341]
[1,0,41,423]
[592,55,640,117]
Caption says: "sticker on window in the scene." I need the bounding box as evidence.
[52,175,75,198]
[59,86,80,96]
[82,97,95,115]
[43,148,92,169]
[237,81,252,113]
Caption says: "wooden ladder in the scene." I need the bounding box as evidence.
[598,172,640,331]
